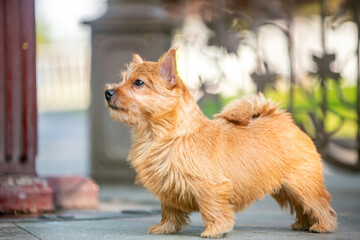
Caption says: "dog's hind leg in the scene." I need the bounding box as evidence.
[272,170,337,233]
[272,189,311,231]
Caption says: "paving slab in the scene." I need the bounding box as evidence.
[1,171,359,239]
[0,223,38,240]
[14,209,359,240]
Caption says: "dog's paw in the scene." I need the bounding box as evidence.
[200,230,228,238]
[309,224,331,233]
[291,220,309,231]
[148,223,177,235]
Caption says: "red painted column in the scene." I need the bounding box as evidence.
[21,0,38,173]
[0,0,5,164]
[0,0,53,213]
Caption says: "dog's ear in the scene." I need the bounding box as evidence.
[131,54,144,65]
[158,49,177,89]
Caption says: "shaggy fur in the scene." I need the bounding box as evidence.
[104,49,337,238]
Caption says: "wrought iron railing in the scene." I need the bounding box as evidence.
[194,0,360,172]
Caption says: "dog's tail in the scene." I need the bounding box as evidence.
[214,93,283,125]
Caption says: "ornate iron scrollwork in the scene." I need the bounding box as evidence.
[197,0,360,171]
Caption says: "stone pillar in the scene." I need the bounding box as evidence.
[0,0,53,213]
[85,0,175,183]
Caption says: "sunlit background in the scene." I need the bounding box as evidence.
[35,0,359,177]
[35,0,105,175]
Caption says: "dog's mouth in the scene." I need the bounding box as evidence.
[108,103,126,112]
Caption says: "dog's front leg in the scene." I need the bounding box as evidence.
[148,203,190,234]
[198,188,234,238]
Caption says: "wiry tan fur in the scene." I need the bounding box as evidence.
[104,49,337,238]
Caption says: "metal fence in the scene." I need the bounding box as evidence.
[36,41,91,112]
[184,0,360,172]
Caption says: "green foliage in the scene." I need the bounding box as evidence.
[199,98,221,119]
[199,84,356,139]
[266,84,356,138]
[36,22,50,45]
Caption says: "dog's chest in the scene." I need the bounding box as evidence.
[130,139,198,210]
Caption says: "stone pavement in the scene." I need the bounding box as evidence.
[36,111,89,176]
[1,170,360,240]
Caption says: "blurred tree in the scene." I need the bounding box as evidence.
[36,21,50,45]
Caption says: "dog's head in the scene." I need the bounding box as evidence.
[105,49,184,127]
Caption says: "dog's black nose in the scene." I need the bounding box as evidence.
[105,89,116,101]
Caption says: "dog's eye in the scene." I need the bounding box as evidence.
[133,79,144,87]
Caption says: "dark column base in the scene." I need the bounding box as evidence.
[45,176,99,209]
[0,176,54,213]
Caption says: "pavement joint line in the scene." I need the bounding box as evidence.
[15,223,41,240]
[1,213,160,224]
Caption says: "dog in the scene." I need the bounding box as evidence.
[104,48,337,238]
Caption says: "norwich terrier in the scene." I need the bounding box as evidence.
[104,48,337,238]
